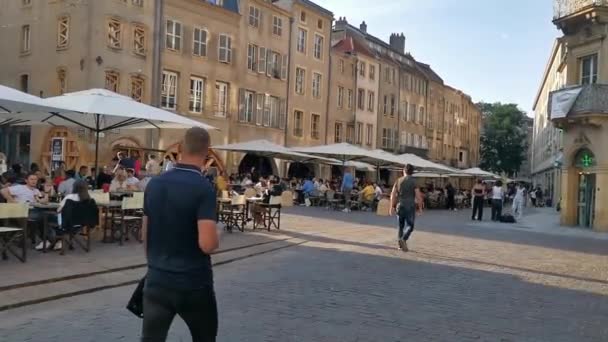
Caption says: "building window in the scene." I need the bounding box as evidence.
[339,59,344,74]
[300,11,306,22]
[312,73,322,98]
[108,19,122,49]
[357,89,365,110]
[105,70,119,92]
[346,124,354,143]
[381,128,389,149]
[22,0,31,6]
[368,91,375,111]
[334,122,343,143]
[161,71,178,109]
[419,107,425,124]
[409,103,416,121]
[21,25,30,53]
[359,62,366,77]
[255,93,264,125]
[165,19,181,51]
[459,151,464,162]
[384,68,390,83]
[240,90,255,123]
[189,77,205,113]
[317,19,323,30]
[403,101,408,121]
[273,16,283,36]
[247,44,258,71]
[369,65,375,80]
[57,16,70,49]
[337,86,344,108]
[580,54,598,85]
[258,47,267,73]
[248,6,260,28]
[366,124,373,146]
[268,95,280,127]
[131,25,146,56]
[218,34,232,63]
[295,67,305,95]
[392,69,396,84]
[313,34,323,60]
[130,75,144,102]
[57,68,67,95]
[390,95,396,117]
[132,0,144,6]
[356,122,363,145]
[347,89,353,109]
[383,95,388,115]
[193,28,207,57]
[293,110,303,137]
[311,114,320,139]
[297,28,307,54]
[281,55,288,80]
[215,81,229,117]
[269,51,281,79]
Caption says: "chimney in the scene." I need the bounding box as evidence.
[335,16,348,31]
[389,32,406,53]
[359,21,367,33]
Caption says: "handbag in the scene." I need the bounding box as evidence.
[126,277,146,318]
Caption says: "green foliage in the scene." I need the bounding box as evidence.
[477,102,528,176]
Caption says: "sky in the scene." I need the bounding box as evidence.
[320,0,559,115]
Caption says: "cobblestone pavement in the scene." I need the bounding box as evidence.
[1,207,607,341]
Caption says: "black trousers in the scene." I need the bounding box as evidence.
[472,196,484,221]
[142,285,218,342]
[397,206,416,241]
[491,199,503,221]
[446,196,455,210]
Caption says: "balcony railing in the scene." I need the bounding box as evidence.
[549,84,608,120]
[554,0,608,19]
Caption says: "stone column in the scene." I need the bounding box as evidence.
[593,168,608,232]
[560,167,578,226]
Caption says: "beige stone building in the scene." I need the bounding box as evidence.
[327,38,357,144]
[536,0,608,231]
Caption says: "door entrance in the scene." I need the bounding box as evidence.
[577,173,596,228]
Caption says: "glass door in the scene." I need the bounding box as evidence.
[577,173,596,228]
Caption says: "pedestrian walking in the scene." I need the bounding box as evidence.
[445,182,456,211]
[491,180,504,221]
[530,186,537,207]
[471,179,485,221]
[390,164,418,252]
[511,183,525,220]
[141,127,220,342]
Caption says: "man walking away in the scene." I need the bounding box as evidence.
[491,180,504,221]
[341,168,354,212]
[445,182,456,211]
[390,164,417,252]
[142,127,220,342]
[471,179,485,221]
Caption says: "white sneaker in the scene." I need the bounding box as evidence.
[35,240,52,251]
[53,240,63,251]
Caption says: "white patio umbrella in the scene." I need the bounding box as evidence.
[212,139,337,164]
[0,85,75,124]
[0,88,218,180]
[292,143,402,167]
[398,154,458,174]
[461,167,501,179]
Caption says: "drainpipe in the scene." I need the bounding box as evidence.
[323,28,333,145]
[283,17,295,147]
[353,55,358,143]
[149,0,164,150]
[395,66,401,154]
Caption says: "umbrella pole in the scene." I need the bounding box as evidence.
[94,114,100,189]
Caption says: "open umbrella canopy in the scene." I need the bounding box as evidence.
[461,167,501,179]
[292,143,400,167]
[412,172,444,178]
[212,139,337,164]
[0,85,74,123]
[398,153,458,173]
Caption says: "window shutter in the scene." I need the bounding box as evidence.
[263,94,271,126]
[238,88,245,122]
[256,93,264,125]
[176,22,182,51]
[227,37,232,63]
[251,92,257,123]
[279,98,286,129]
[258,47,266,73]
[266,49,272,77]
[281,54,288,80]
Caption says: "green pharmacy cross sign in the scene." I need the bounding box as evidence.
[581,153,594,168]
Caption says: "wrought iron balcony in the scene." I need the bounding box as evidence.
[554,0,608,20]
[549,84,608,121]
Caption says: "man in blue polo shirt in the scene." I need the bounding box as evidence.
[141,127,219,342]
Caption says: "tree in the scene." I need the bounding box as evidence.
[477,102,528,177]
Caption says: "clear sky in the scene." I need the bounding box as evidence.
[321,0,559,115]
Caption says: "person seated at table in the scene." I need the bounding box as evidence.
[215,171,228,195]
[109,169,136,192]
[318,179,328,194]
[251,179,283,226]
[41,177,57,199]
[96,166,113,190]
[302,177,315,199]
[58,170,77,195]
[125,168,140,187]
[254,177,267,195]
[1,172,48,204]
[53,168,66,188]
[360,181,375,208]
[241,174,253,187]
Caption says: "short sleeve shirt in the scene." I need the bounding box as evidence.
[144,163,217,290]
[9,185,41,203]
